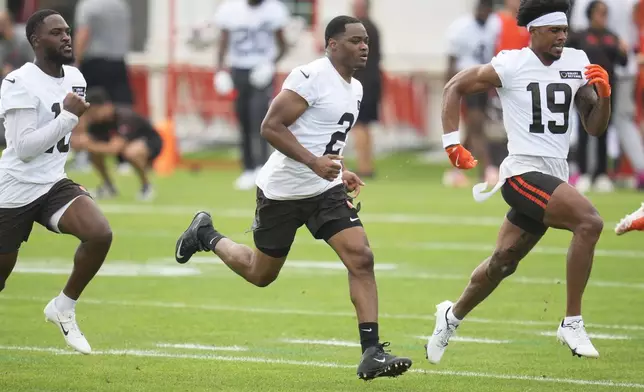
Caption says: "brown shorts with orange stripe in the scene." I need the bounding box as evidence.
[500,172,565,236]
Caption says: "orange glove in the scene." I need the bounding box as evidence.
[584,64,611,98]
[446,144,478,170]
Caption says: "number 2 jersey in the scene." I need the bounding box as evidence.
[256,57,363,200]
[0,62,86,207]
[474,47,590,201]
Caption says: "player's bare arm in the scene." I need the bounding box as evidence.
[441,63,501,170]
[575,65,611,137]
[260,89,342,181]
[77,133,126,155]
[442,63,501,133]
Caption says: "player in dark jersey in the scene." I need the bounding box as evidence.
[73,87,162,200]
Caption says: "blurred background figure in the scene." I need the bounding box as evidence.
[351,0,381,179]
[73,88,162,201]
[0,11,32,79]
[568,0,627,193]
[72,0,133,173]
[495,0,530,53]
[571,0,644,190]
[212,0,290,191]
[443,0,500,188]
[0,10,32,146]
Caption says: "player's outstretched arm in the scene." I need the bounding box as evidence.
[441,64,501,169]
[575,65,611,137]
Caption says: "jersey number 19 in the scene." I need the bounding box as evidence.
[527,82,572,135]
[45,103,71,154]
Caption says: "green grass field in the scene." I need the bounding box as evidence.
[1,153,643,392]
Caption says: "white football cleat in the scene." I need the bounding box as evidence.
[556,319,599,358]
[425,300,459,364]
[44,298,91,355]
[615,203,644,235]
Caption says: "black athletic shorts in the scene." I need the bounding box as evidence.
[252,184,363,258]
[464,91,488,111]
[0,179,91,253]
[143,134,163,164]
[500,172,565,236]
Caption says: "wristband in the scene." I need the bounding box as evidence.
[442,130,461,148]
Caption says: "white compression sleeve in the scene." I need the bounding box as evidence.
[5,108,79,161]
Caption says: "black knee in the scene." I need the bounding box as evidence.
[85,224,113,247]
[0,278,5,292]
[253,273,278,288]
[487,250,520,281]
[345,245,374,276]
[576,212,604,240]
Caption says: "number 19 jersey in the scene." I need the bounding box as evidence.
[256,57,363,200]
[491,47,590,159]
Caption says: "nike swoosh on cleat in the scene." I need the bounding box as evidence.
[176,239,184,258]
[60,323,69,336]
[374,357,386,363]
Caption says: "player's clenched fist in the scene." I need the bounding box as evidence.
[446,144,478,170]
[584,64,611,98]
[63,92,90,117]
[309,154,343,181]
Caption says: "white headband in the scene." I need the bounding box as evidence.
[526,11,568,30]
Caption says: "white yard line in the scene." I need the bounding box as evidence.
[12,262,201,277]
[279,339,361,348]
[13,256,644,290]
[1,344,643,389]
[3,295,644,331]
[111,227,644,260]
[156,343,248,351]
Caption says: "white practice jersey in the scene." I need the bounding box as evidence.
[473,47,590,202]
[446,14,501,71]
[213,0,290,69]
[256,57,363,200]
[0,63,86,207]
[492,47,590,160]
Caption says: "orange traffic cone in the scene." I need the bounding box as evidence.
[153,119,179,176]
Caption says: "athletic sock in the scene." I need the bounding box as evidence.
[359,322,379,353]
[447,306,462,326]
[197,226,225,251]
[55,291,77,313]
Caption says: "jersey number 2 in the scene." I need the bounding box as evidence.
[324,113,355,155]
[527,82,573,135]
[45,103,70,154]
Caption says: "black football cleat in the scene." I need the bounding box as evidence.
[357,342,412,381]
[175,211,213,264]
